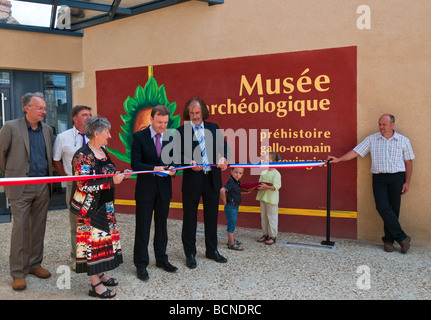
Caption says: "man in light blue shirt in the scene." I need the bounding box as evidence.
[328,114,414,254]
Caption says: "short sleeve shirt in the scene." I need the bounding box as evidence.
[256,169,281,205]
[353,131,415,174]
[53,126,85,176]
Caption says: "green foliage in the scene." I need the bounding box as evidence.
[106,76,181,164]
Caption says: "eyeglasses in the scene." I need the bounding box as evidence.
[28,106,47,112]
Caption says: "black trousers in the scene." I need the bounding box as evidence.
[372,172,407,243]
[182,173,220,257]
[133,197,170,269]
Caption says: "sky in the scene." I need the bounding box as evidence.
[10,1,52,27]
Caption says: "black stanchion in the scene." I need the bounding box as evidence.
[321,160,335,246]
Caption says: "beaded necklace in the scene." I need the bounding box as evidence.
[88,142,106,160]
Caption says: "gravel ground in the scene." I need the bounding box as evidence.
[1,209,430,301]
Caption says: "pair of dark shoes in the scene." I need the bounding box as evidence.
[257,235,276,245]
[186,251,227,269]
[137,261,178,281]
[384,236,411,254]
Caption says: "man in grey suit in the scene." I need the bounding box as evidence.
[0,92,53,291]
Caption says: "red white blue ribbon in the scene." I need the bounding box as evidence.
[173,161,326,170]
[0,170,166,186]
[229,161,326,169]
[0,161,326,186]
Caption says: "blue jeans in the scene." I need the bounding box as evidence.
[224,204,239,233]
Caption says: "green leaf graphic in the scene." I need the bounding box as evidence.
[106,73,181,165]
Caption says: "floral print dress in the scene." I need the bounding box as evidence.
[71,145,123,275]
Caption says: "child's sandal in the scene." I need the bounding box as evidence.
[265,237,276,245]
[227,240,244,251]
[257,235,268,242]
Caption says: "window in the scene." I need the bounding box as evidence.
[0,71,11,130]
[43,73,71,135]
[0,72,10,85]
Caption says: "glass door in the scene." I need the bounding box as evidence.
[43,73,71,134]
[43,73,71,209]
[0,84,12,222]
[0,71,11,129]
[1,88,9,128]
[0,70,73,219]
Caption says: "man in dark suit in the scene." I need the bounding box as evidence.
[0,92,53,291]
[131,105,177,281]
[175,97,230,269]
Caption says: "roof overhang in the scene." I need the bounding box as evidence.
[0,0,223,37]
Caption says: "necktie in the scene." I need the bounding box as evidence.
[194,125,210,171]
[155,133,161,158]
[79,132,86,146]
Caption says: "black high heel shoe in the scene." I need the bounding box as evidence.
[99,272,118,286]
[89,282,116,299]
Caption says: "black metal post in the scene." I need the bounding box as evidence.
[321,160,335,246]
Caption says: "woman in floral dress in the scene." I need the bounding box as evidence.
[71,116,130,298]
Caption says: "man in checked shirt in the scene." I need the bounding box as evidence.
[328,114,415,254]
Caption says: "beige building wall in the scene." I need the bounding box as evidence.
[0,28,82,72]
[1,0,430,247]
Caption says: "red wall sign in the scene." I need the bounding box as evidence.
[96,46,357,239]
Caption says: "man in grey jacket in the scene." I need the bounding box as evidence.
[0,92,53,290]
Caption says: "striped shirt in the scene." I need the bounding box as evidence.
[354,131,415,174]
